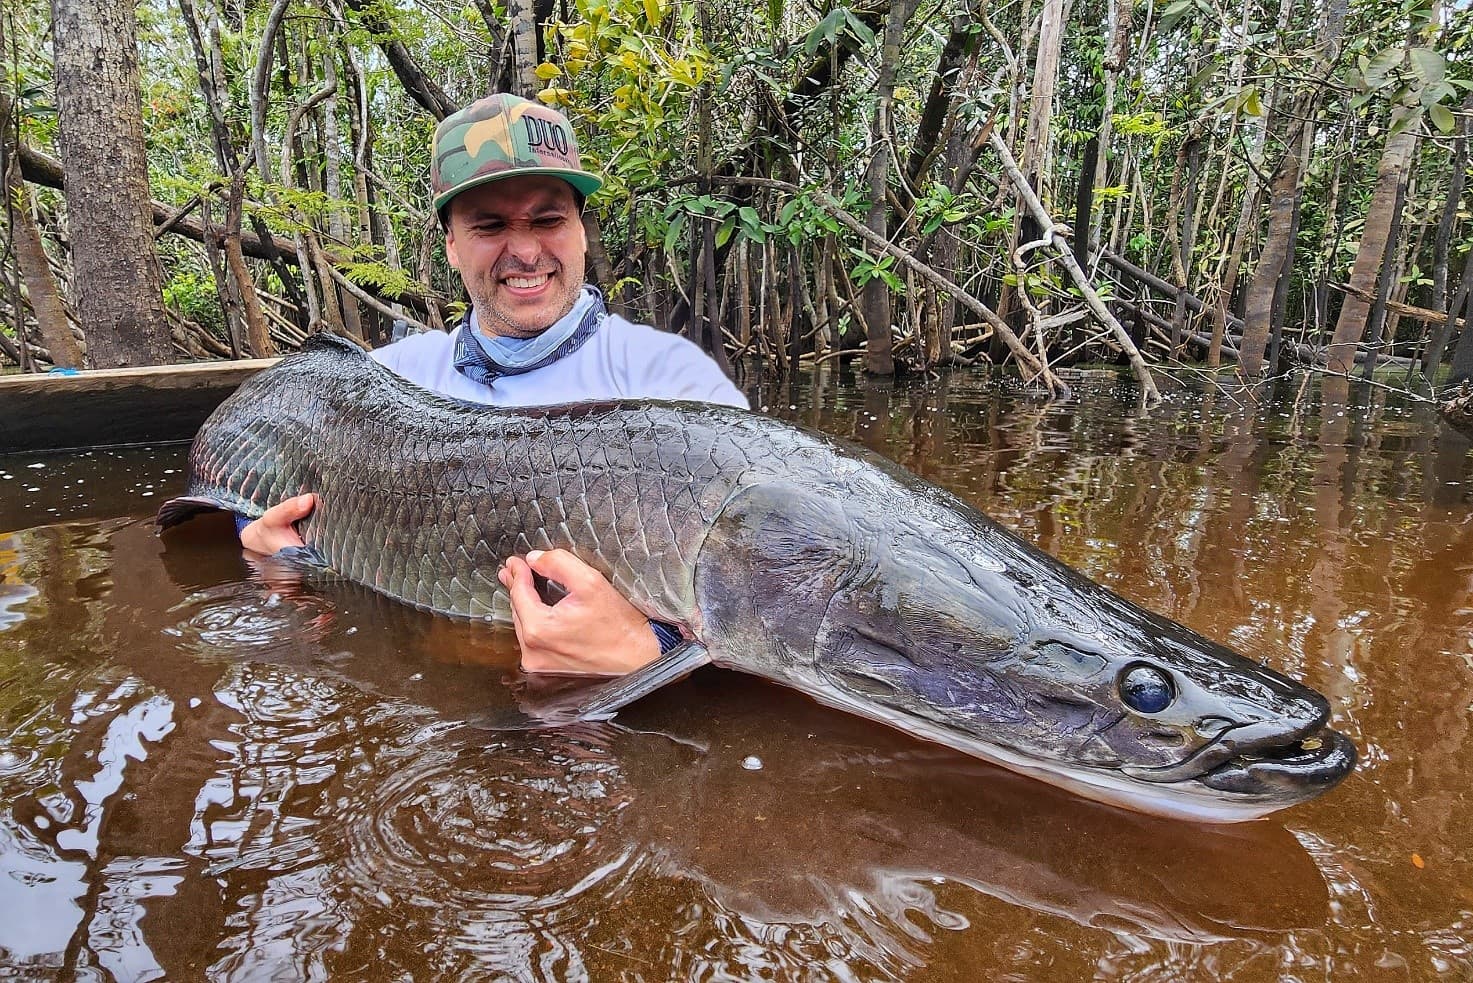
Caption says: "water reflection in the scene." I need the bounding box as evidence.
[0,371,1470,979]
[619,680,1328,940]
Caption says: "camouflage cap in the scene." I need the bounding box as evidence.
[431,93,603,214]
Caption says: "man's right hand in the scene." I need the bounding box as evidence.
[240,493,316,554]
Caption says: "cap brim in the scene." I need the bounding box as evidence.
[434,167,604,212]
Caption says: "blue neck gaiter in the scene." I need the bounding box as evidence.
[453,286,605,387]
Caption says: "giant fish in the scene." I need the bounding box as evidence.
[159,334,1355,823]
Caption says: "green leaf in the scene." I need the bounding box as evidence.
[1158,0,1194,33]
[1421,80,1457,107]
[715,214,737,247]
[1189,57,1221,91]
[1429,103,1455,134]
[1234,85,1263,117]
[1363,47,1404,89]
[1386,108,1422,138]
[1406,46,1446,87]
[840,8,876,47]
[663,212,687,254]
[803,9,845,59]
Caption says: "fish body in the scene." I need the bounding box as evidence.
[160,335,1355,822]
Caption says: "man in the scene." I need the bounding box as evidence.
[241,93,747,676]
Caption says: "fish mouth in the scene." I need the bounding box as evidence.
[1193,727,1357,796]
[1122,712,1357,800]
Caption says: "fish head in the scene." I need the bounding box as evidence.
[729,473,1356,824]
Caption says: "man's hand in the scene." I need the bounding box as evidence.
[240,493,316,555]
[498,548,661,675]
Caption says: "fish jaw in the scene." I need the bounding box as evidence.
[796,674,1356,822]
[782,591,1358,823]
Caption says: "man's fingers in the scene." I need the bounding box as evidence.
[241,492,316,554]
[502,555,551,621]
[523,548,600,592]
[498,550,661,676]
[274,493,316,522]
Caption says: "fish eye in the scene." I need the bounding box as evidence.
[1119,664,1175,714]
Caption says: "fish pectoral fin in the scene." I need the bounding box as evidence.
[270,544,331,569]
[571,640,713,720]
[156,495,231,531]
[244,545,341,593]
[487,640,713,730]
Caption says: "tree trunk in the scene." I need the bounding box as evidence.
[1239,123,1304,378]
[582,213,624,314]
[1313,116,1353,339]
[862,0,907,376]
[1328,120,1417,373]
[1166,134,1203,354]
[999,0,1064,335]
[506,0,541,97]
[50,0,173,366]
[1267,173,1305,371]
[224,169,273,357]
[1209,180,1263,368]
[2,94,83,368]
[1360,176,1408,379]
[343,0,455,119]
[903,1,982,186]
[1088,0,1131,252]
[4,171,82,369]
[175,0,237,172]
[1432,96,1471,312]
[1021,0,1064,196]
[1447,278,1473,384]
[1074,136,1098,271]
[1427,239,1473,380]
[322,48,364,340]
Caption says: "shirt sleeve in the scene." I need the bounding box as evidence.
[369,338,402,372]
[620,325,749,408]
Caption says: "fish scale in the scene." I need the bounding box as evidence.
[172,335,777,627]
[161,333,1357,823]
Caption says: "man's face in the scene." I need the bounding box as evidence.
[444,175,587,338]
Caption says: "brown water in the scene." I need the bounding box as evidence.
[1,369,1470,981]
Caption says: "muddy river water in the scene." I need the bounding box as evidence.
[0,368,1469,980]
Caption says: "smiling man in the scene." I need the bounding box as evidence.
[240,93,747,675]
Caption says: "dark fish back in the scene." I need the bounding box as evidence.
[178,336,819,624]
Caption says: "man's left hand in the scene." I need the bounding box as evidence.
[498,548,661,675]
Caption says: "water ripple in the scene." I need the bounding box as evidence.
[164,582,338,662]
[336,730,636,916]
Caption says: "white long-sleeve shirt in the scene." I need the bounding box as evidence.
[371,309,748,409]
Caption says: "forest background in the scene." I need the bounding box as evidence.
[2,0,1471,405]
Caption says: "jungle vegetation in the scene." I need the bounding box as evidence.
[2,0,1471,404]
